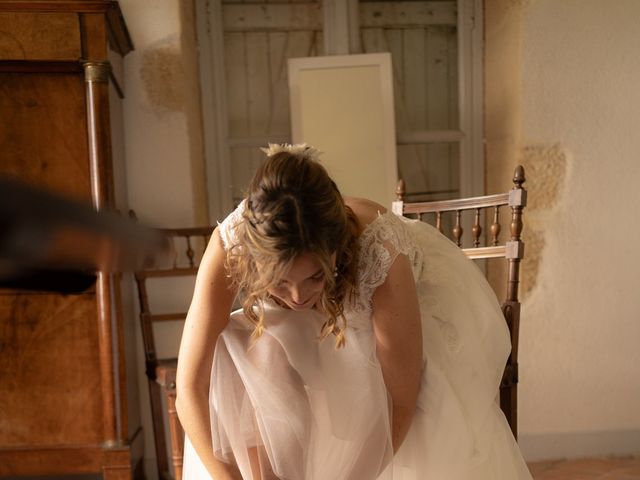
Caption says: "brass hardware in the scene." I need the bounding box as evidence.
[83,61,111,83]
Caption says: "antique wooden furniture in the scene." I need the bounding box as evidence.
[134,227,215,480]
[0,1,141,478]
[392,165,527,439]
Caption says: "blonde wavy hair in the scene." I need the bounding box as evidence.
[225,146,359,347]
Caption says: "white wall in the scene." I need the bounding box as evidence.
[517,0,640,460]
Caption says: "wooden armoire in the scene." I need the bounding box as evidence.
[0,2,142,478]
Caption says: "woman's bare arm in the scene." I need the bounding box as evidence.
[371,253,423,452]
[175,228,242,479]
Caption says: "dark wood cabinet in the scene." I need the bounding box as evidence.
[0,2,142,478]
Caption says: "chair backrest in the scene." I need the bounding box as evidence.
[134,226,215,377]
[392,165,527,438]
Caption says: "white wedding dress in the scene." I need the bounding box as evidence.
[182,202,533,480]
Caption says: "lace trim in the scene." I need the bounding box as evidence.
[218,200,246,250]
[350,212,420,314]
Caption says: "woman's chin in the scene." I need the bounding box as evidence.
[286,300,314,311]
[281,295,319,311]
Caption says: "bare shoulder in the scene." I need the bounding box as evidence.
[344,196,388,234]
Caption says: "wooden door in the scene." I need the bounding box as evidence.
[360,1,461,202]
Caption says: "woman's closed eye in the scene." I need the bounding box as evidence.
[310,271,325,282]
[276,270,324,288]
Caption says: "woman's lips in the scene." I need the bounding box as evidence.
[290,296,314,308]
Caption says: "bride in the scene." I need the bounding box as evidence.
[176,144,532,479]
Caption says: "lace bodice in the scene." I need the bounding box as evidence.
[217,202,422,315]
[217,200,246,251]
[350,212,422,314]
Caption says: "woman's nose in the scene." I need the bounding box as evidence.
[290,284,305,303]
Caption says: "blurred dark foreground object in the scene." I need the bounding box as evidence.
[0,178,171,293]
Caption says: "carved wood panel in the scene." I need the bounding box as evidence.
[0,72,91,200]
[0,12,81,61]
[0,292,102,445]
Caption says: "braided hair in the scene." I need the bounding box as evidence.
[225,147,359,346]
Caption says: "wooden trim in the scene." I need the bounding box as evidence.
[0,443,139,477]
[0,1,118,13]
[136,267,200,279]
[81,13,109,60]
[0,445,104,475]
[223,3,322,32]
[166,391,184,480]
[0,61,83,73]
[147,380,170,477]
[0,2,133,58]
[360,1,457,28]
[147,313,188,322]
[398,192,509,213]
[462,245,506,259]
[105,2,133,56]
[220,1,456,32]
[113,273,128,441]
[96,271,119,446]
[83,62,120,445]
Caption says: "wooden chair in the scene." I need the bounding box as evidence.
[392,165,527,439]
[134,226,215,480]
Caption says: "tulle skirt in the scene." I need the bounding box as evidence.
[183,218,532,479]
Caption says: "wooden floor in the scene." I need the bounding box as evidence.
[528,456,640,479]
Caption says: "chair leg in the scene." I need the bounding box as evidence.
[148,380,170,478]
[500,382,518,440]
[167,389,185,480]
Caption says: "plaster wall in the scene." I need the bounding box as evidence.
[117,0,207,474]
[486,0,640,460]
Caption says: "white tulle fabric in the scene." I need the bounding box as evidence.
[182,203,532,480]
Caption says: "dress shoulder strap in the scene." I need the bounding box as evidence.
[352,213,419,313]
[218,200,246,250]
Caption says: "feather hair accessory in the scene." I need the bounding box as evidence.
[260,143,322,162]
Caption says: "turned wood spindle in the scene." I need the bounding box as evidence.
[491,206,501,246]
[186,236,195,267]
[436,211,443,233]
[170,238,179,269]
[510,166,525,242]
[453,210,463,246]
[472,208,482,247]
[506,165,527,303]
[395,179,406,201]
